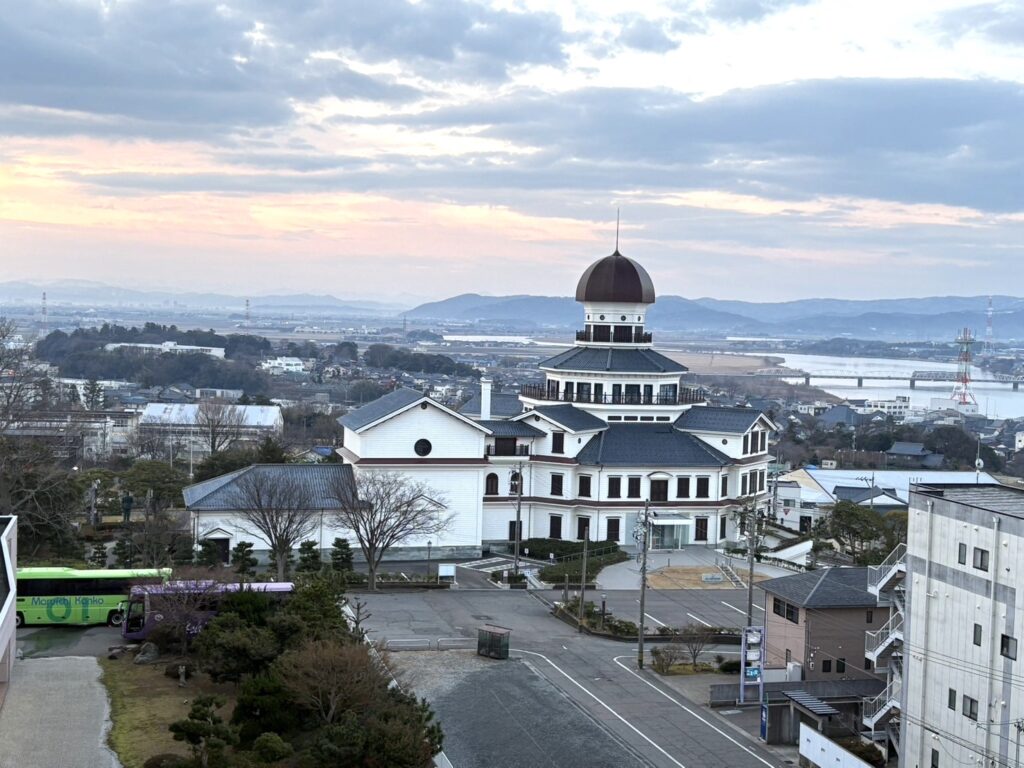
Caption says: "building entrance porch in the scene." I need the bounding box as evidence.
[650,519,692,550]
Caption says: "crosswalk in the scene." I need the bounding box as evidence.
[459,556,517,574]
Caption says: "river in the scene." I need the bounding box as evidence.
[763,352,1024,419]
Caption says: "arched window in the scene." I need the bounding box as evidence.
[509,471,521,495]
[485,473,499,496]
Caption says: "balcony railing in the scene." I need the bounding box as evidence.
[485,444,530,457]
[868,543,907,594]
[520,384,704,406]
[865,612,904,658]
[575,329,653,344]
[863,678,901,726]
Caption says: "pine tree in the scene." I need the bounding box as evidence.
[170,534,195,566]
[231,541,258,579]
[83,378,104,410]
[88,543,108,568]
[197,539,223,569]
[169,695,237,767]
[112,534,137,568]
[296,540,322,573]
[330,538,354,572]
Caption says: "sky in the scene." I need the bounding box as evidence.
[2,0,1024,304]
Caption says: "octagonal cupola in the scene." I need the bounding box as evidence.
[575,250,655,346]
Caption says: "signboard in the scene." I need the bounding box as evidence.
[739,625,765,705]
[437,564,456,578]
[701,573,725,583]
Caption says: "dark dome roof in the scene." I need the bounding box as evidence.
[575,251,655,304]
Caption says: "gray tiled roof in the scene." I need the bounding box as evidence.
[539,347,687,373]
[476,420,545,437]
[524,404,607,433]
[759,567,874,608]
[337,387,424,431]
[674,405,764,433]
[459,391,524,419]
[183,464,356,510]
[576,424,731,467]
[886,441,929,456]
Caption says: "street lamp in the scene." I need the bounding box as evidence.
[636,470,671,669]
[600,593,607,629]
[512,463,524,575]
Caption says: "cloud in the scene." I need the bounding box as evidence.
[704,0,813,23]
[618,17,679,52]
[936,2,1024,46]
[0,0,567,138]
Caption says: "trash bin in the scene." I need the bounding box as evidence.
[476,624,512,660]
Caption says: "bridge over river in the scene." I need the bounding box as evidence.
[691,368,1024,391]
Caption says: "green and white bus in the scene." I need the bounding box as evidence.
[15,567,172,627]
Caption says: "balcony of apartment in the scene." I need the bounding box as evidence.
[520,384,704,406]
[865,612,904,664]
[575,327,653,345]
[867,543,906,598]
[863,677,901,729]
[485,443,530,458]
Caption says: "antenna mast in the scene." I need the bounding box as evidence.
[615,209,620,251]
[952,327,977,406]
[41,291,48,336]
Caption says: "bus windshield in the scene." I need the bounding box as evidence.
[15,567,171,628]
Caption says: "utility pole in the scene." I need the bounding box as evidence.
[746,505,758,627]
[577,527,589,632]
[513,462,524,575]
[1015,718,1023,768]
[637,499,651,669]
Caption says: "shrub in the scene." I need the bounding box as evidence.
[836,738,885,768]
[233,674,302,747]
[719,659,741,674]
[650,644,685,674]
[252,732,293,763]
[142,755,187,768]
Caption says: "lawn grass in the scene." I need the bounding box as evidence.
[100,657,237,768]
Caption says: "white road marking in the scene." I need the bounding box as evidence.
[720,601,746,615]
[645,613,667,627]
[754,604,765,611]
[515,649,687,768]
[612,656,779,768]
[686,612,713,628]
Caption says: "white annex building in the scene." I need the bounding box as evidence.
[185,251,775,560]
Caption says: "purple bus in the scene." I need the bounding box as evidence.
[121,581,294,641]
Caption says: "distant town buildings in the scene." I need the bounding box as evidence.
[103,341,226,358]
[138,403,283,458]
[259,356,306,375]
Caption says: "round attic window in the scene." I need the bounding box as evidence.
[599,314,605,320]
[620,315,626,321]
[414,439,432,456]
[722,439,728,445]
[420,403,428,409]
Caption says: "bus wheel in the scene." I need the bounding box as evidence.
[107,611,125,627]
[15,612,24,628]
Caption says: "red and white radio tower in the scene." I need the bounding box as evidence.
[952,327,977,406]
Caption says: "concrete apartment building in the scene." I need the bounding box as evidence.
[103,341,226,358]
[761,567,888,683]
[0,516,17,710]
[864,483,1024,768]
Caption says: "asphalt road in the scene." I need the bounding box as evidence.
[362,590,785,768]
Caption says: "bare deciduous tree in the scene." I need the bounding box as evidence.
[273,639,389,726]
[330,470,450,590]
[681,623,716,669]
[195,400,246,455]
[0,318,42,431]
[233,470,319,581]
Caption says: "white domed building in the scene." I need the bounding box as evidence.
[331,250,776,558]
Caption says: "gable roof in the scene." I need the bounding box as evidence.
[338,388,489,434]
[886,441,930,456]
[518,404,607,433]
[183,464,356,511]
[577,423,732,467]
[337,388,425,432]
[674,405,767,434]
[759,567,874,608]
[476,420,545,438]
[459,390,524,419]
[538,346,687,374]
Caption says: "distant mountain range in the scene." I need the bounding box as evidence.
[406,293,1024,341]
[0,280,410,316]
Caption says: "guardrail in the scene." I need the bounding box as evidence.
[865,612,903,656]
[383,637,477,651]
[864,678,901,724]
[868,543,906,592]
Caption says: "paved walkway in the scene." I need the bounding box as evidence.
[599,548,794,590]
[0,656,121,768]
